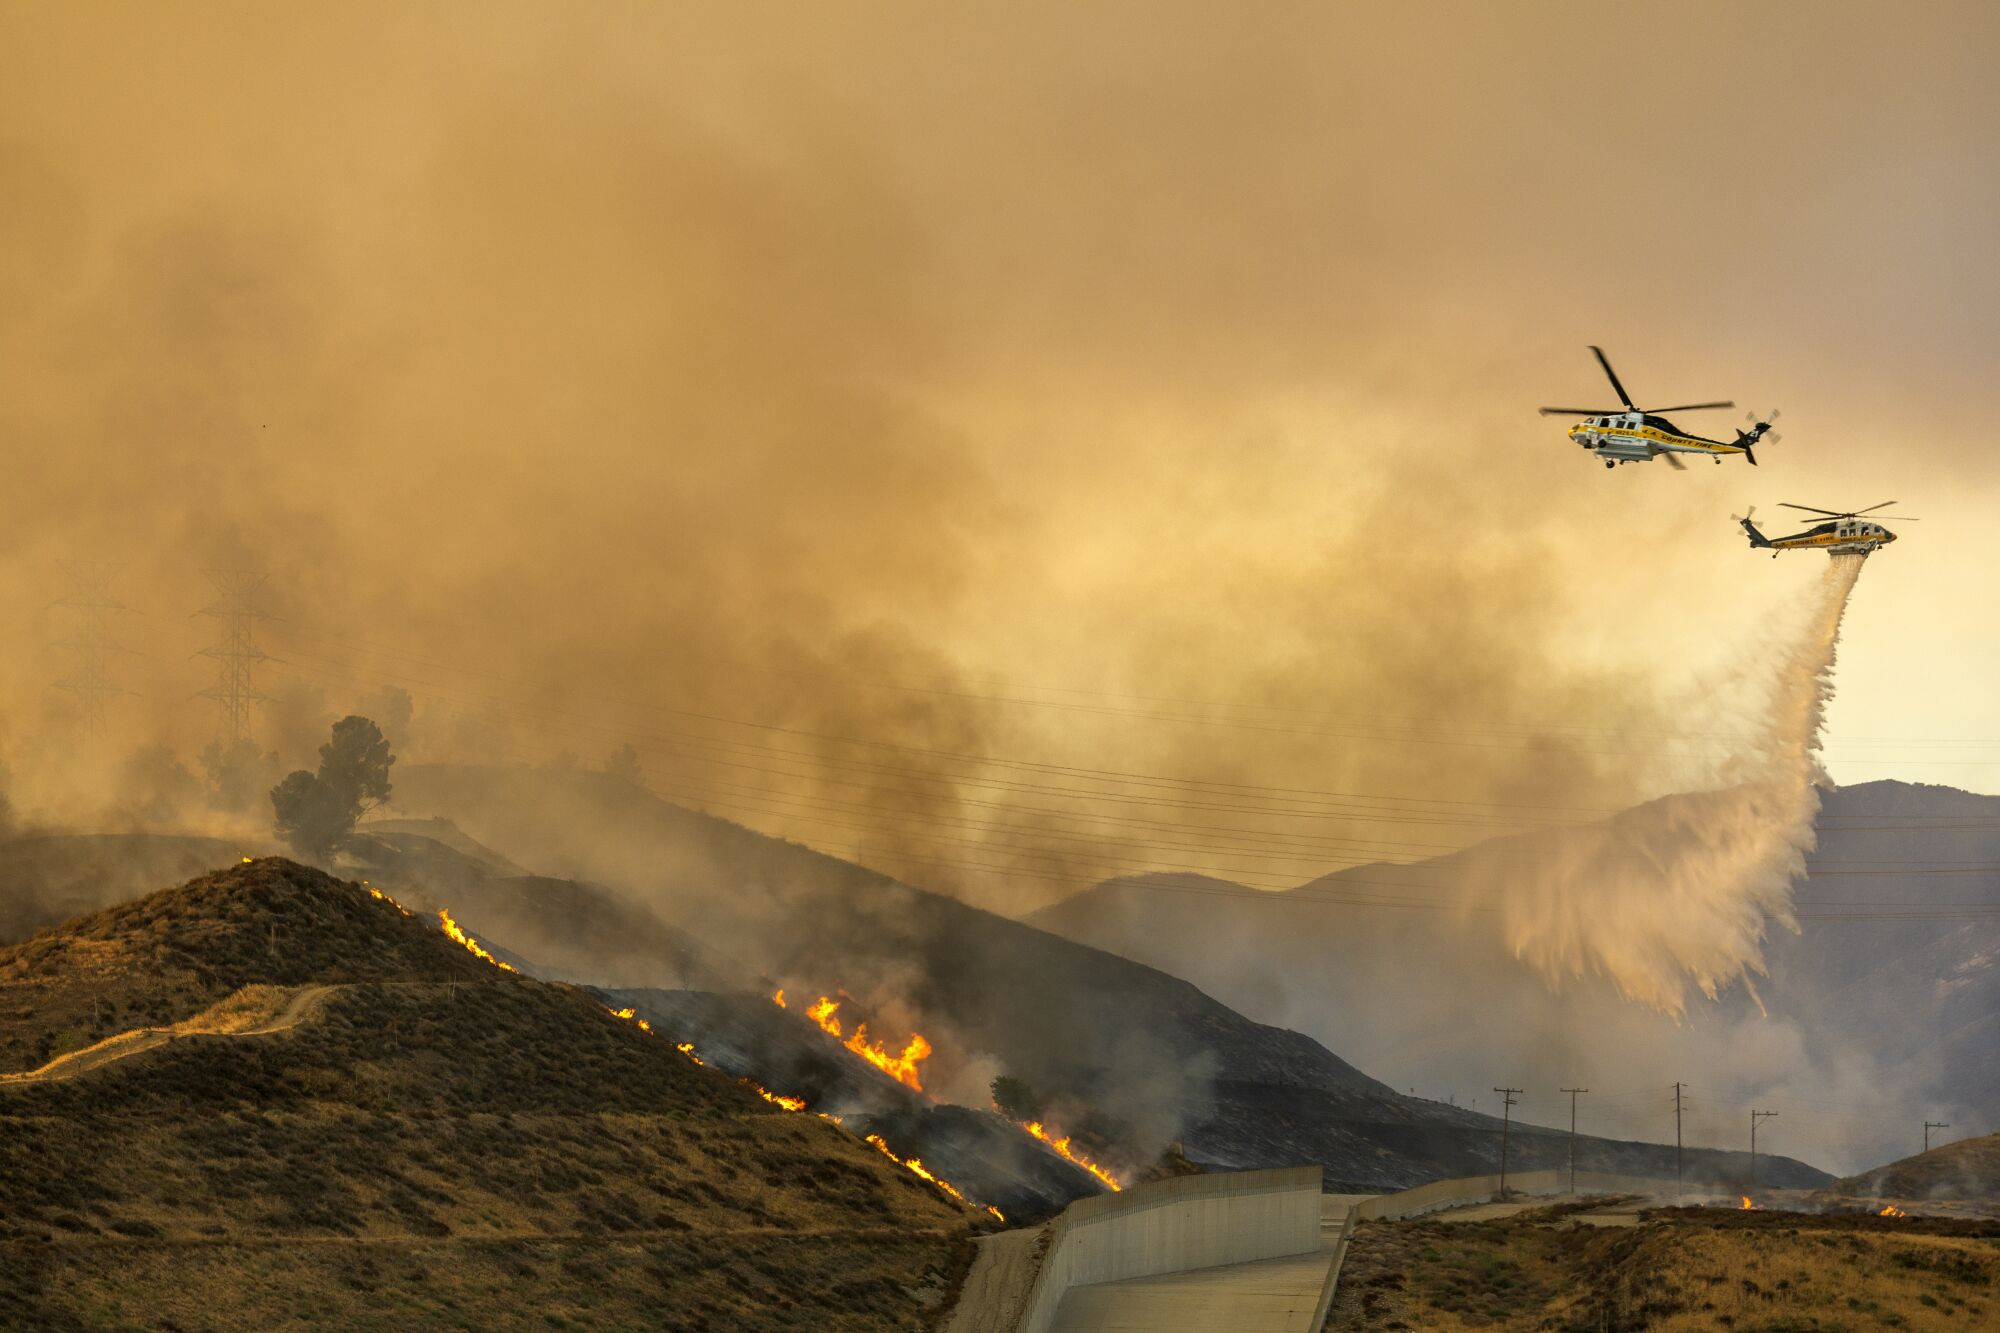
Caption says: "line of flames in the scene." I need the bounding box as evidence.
[1880,1203,1907,1217]
[777,990,1123,1192]
[867,1134,1006,1223]
[366,885,412,916]
[363,890,1003,1223]
[612,1006,999,1220]
[795,992,931,1092]
[1019,1118,1123,1192]
[437,907,516,972]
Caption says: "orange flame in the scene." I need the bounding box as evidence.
[1880,1204,1907,1217]
[1739,1196,1758,1210]
[367,886,413,916]
[772,988,786,1008]
[438,907,516,972]
[1019,1119,1123,1191]
[610,1008,812,1111]
[845,1025,931,1092]
[796,994,931,1092]
[864,1133,969,1205]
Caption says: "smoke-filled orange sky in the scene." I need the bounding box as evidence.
[3,2,1996,909]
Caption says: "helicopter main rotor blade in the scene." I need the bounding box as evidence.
[1590,345,1637,410]
[1538,406,1618,416]
[1851,501,1897,516]
[1779,503,1847,517]
[1662,451,1687,470]
[1646,400,1735,413]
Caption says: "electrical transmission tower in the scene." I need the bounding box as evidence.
[196,570,273,744]
[1493,1087,1522,1198]
[50,564,132,737]
[1750,1109,1778,1192]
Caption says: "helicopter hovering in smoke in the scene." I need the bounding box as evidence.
[1735,502,1915,557]
[1542,346,1779,469]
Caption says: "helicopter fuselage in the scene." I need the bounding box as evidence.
[1753,518,1897,555]
[1569,412,1752,465]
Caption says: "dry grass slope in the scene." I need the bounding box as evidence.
[1328,1203,1999,1331]
[0,860,975,1331]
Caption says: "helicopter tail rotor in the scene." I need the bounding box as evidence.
[1735,410,1780,464]
[1734,506,1773,548]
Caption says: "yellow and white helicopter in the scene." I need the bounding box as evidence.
[1541,346,1779,469]
[1735,502,1914,557]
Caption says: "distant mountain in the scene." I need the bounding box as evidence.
[1028,780,2000,1176]
[0,860,974,1330]
[383,763,1830,1193]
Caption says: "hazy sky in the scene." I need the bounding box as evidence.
[3,2,1997,905]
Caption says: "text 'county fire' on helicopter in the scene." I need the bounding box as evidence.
[1542,347,1779,469]
[1736,502,1915,557]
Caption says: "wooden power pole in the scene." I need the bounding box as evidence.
[1494,1087,1522,1198]
[1560,1087,1587,1195]
[1750,1109,1778,1193]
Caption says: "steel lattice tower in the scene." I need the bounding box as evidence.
[196,570,273,744]
[51,564,131,737]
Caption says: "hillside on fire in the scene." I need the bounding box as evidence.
[0,860,978,1331]
[300,765,1831,1194]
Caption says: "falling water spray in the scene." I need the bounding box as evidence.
[1472,555,1869,1016]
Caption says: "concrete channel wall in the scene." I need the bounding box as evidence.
[1014,1166,1325,1333]
[1356,1168,1683,1222]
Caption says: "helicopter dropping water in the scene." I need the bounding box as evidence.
[1542,346,1779,469]
[1735,502,1916,557]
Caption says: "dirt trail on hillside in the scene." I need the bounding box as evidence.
[0,984,343,1084]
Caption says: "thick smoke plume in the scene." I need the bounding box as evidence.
[1482,556,1868,1015]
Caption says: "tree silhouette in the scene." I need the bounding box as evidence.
[270,715,395,861]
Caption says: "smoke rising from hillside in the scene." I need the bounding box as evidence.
[0,4,1985,1051]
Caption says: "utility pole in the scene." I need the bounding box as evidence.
[1494,1087,1522,1199]
[1561,1087,1587,1195]
[196,570,273,744]
[1925,1121,1951,1153]
[1750,1110,1778,1193]
[1673,1082,1686,1203]
[50,564,132,738]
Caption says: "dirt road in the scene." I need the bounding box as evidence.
[1,984,342,1084]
